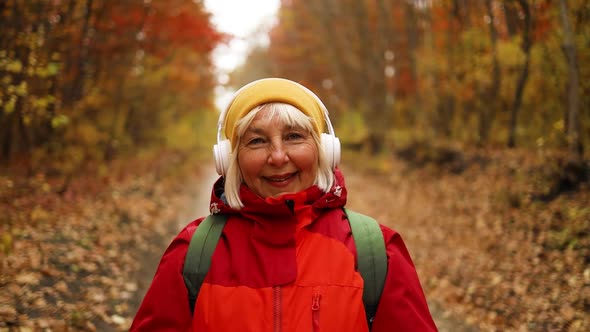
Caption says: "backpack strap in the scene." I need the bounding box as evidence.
[183,214,228,314]
[344,208,388,326]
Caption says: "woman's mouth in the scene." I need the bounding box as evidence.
[265,173,296,183]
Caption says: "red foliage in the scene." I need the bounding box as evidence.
[396,70,417,97]
[142,7,228,57]
[93,1,227,59]
[532,1,553,41]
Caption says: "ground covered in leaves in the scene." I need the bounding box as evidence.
[0,151,206,331]
[343,144,589,332]
[1,146,589,331]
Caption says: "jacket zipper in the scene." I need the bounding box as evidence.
[274,286,282,332]
[312,291,321,331]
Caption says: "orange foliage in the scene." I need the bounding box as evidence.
[533,1,554,41]
[97,1,228,58]
[143,8,228,57]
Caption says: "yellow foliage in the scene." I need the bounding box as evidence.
[15,81,28,96]
[472,54,493,86]
[6,59,22,73]
[1,75,11,85]
[163,112,217,151]
[77,88,106,110]
[23,114,31,125]
[336,112,368,143]
[1,232,13,255]
[47,62,59,76]
[32,95,56,111]
[51,114,69,129]
[30,205,50,223]
[553,120,564,132]
[164,121,197,150]
[497,38,526,68]
[75,121,106,145]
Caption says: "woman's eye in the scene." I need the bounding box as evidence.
[286,132,304,140]
[247,137,265,145]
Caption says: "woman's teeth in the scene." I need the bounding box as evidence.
[268,174,293,182]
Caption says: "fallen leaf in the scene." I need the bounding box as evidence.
[15,272,41,285]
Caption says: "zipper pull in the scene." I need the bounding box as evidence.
[312,293,321,311]
[285,199,295,214]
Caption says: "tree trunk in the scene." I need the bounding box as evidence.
[479,0,501,145]
[508,0,532,148]
[67,0,94,105]
[104,78,126,161]
[306,0,355,110]
[350,0,391,155]
[11,3,32,159]
[437,4,459,139]
[405,1,420,128]
[558,0,583,157]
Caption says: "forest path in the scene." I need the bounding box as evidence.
[341,164,478,332]
[3,150,586,331]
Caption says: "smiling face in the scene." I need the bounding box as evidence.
[237,105,319,198]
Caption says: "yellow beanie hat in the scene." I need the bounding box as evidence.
[223,78,326,147]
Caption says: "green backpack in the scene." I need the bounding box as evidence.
[182,208,387,326]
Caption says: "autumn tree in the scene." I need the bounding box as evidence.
[506,0,533,148]
[0,0,225,173]
[240,0,589,153]
[268,0,412,154]
[558,0,582,157]
[478,0,502,145]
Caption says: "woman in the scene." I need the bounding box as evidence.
[131,78,437,331]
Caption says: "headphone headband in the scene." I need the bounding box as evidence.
[213,78,340,175]
[218,78,335,145]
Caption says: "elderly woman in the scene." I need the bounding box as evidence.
[131,78,437,331]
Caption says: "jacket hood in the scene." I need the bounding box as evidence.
[208,168,347,218]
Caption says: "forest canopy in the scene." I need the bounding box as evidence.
[0,0,226,173]
[231,0,589,157]
[2,0,589,175]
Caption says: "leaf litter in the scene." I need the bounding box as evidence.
[1,148,588,331]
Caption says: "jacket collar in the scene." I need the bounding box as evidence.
[208,168,347,218]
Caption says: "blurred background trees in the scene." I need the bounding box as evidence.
[231,0,589,158]
[0,0,225,174]
[1,1,588,330]
[2,0,589,172]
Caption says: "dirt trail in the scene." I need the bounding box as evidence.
[173,166,219,229]
[342,165,477,332]
[131,163,472,331]
[130,166,219,314]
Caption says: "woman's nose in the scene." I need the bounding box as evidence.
[267,141,289,165]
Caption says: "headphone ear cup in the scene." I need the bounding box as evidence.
[321,133,341,169]
[333,135,341,167]
[213,139,231,176]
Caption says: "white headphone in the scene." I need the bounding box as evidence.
[213,79,341,176]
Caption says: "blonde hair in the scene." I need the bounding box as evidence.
[224,103,334,209]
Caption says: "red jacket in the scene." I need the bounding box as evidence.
[131,169,437,331]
